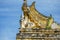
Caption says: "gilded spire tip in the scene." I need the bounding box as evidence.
[24,0,27,1]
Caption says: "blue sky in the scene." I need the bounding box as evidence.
[0,0,60,40]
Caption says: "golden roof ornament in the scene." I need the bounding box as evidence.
[16,0,60,40]
[21,0,53,29]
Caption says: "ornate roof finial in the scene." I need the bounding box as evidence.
[24,0,26,1]
[50,14,52,18]
[23,0,27,6]
[23,0,27,2]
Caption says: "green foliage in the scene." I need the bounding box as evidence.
[46,26,52,30]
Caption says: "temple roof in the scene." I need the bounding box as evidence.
[28,2,49,22]
[29,2,48,18]
[22,0,54,28]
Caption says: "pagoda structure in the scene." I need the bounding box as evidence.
[16,0,60,40]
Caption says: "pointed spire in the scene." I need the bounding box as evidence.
[50,14,52,17]
[50,14,52,18]
[22,0,27,10]
[23,0,27,6]
[32,1,35,6]
[24,0,27,3]
[24,0,27,1]
[30,1,35,8]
